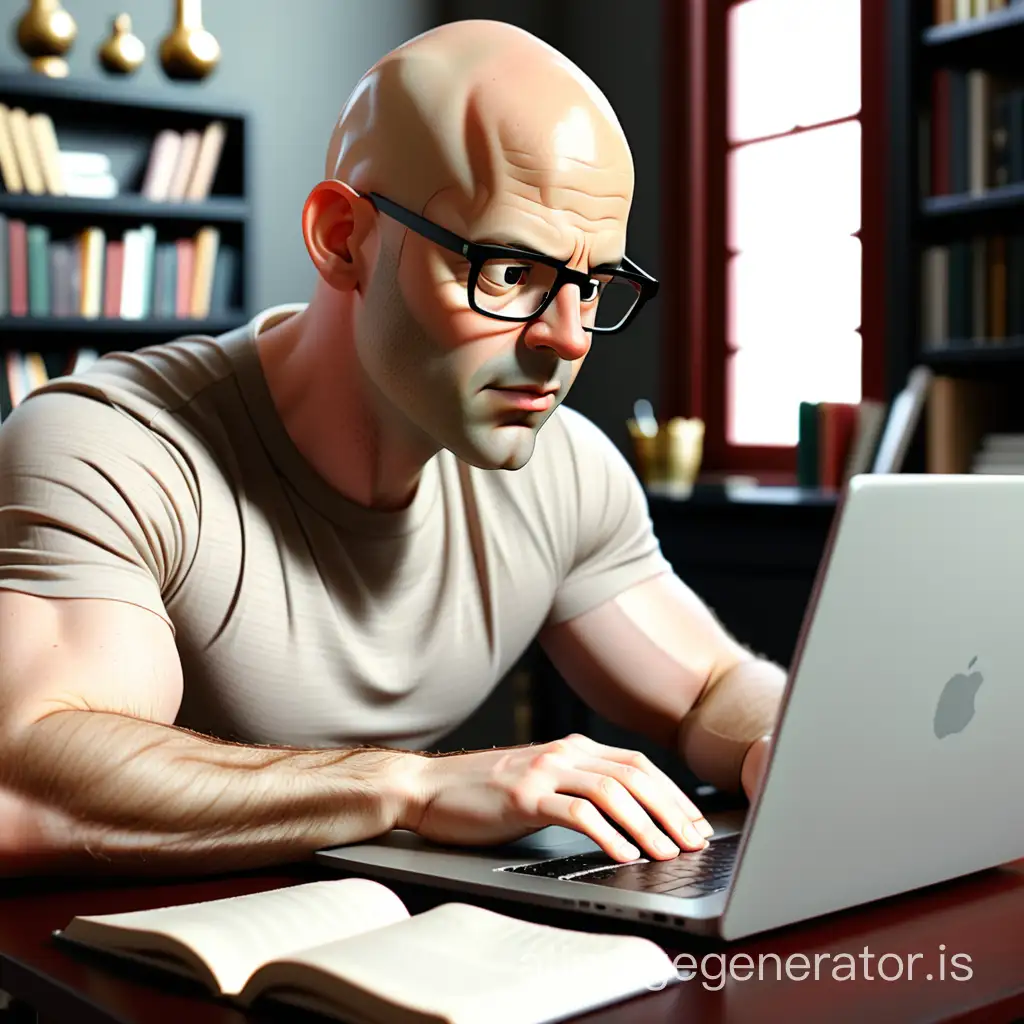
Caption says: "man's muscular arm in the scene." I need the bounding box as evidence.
[0,591,704,875]
[541,571,786,797]
[0,591,421,876]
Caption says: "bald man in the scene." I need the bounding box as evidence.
[0,21,784,877]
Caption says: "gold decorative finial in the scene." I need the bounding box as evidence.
[15,0,77,78]
[98,14,146,75]
[159,0,221,81]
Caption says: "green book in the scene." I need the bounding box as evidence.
[797,401,820,488]
[26,224,50,317]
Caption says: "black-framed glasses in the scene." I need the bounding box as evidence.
[362,191,659,334]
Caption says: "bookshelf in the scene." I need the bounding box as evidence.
[887,1,1024,474]
[0,71,250,357]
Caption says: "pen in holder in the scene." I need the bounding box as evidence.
[627,412,705,495]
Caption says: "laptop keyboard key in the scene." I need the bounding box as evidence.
[499,833,741,899]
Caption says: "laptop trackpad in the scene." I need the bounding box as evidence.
[496,826,602,857]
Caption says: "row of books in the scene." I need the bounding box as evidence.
[0,103,226,203]
[924,70,1024,199]
[932,0,1019,23]
[0,347,97,421]
[921,236,1024,347]
[971,432,1024,473]
[796,399,887,490]
[140,123,226,203]
[798,368,936,489]
[0,216,238,321]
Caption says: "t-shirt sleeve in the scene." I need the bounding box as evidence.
[0,391,198,633]
[545,407,672,626]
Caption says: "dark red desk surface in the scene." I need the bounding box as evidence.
[1,858,1023,1024]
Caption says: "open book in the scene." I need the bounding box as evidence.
[54,878,678,1023]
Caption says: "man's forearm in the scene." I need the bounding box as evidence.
[0,709,424,876]
[675,656,786,793]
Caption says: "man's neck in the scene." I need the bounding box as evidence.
[252,295,438,511]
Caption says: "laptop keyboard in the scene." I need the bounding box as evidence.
[499,833,740,899]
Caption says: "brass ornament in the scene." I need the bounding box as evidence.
[158,0,221,81]
[14,0,77,78]
[98,14,145,75]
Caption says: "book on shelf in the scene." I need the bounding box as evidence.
[932,0,1012,25]
[59,150,118,200]
[0,102,226,203]
[872,366,934,474]
[797,398,888,489]
[921,235,1024,348]
[0,212,238,322]
[53,877,678,1024]
[924,65,1024,201]
[971,432,1024,473]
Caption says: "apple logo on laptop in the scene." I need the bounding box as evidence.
[934,656,983,738]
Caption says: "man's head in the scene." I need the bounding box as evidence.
[302,20,636,470]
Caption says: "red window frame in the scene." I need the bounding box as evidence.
[660,0,887,479]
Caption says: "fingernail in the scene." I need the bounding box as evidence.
[683,825,703,846]
[619,842,640,860]
[694,818,714,838]
[656,836,679,856]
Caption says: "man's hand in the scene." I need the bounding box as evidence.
[401,733,713,862]
[740,734,773,801]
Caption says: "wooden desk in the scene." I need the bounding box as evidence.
[1,858,1023,1024]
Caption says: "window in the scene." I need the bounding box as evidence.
[663,0,885,475]
[727,0,862,447]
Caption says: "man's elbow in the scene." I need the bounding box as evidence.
[675,655,786,793]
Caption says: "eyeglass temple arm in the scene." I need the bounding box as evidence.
[364,191,469,259]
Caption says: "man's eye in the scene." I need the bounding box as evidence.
[481,262,531,288]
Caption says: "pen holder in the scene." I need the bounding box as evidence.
[627,416,704,493]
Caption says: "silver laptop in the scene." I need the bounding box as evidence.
[316,474,1024,940]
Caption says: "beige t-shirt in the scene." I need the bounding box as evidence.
[0,305,671,749]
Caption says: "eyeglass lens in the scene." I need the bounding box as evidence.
[473,258,641,330]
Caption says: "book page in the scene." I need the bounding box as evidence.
[63,878,408,997]
[240,902,677,1024]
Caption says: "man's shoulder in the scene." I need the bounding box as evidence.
[19,325,248,428]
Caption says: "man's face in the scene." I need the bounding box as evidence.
[352,106,633,471]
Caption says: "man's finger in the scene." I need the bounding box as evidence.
[575,757,707,851]
[566,768,684,859]
[564,735,713,838]
[535,792,642,862]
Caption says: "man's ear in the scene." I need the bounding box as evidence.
[302,180,377,291]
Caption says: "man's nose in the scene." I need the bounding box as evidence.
[523,284,591,361]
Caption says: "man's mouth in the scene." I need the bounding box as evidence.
[486,385,558,412]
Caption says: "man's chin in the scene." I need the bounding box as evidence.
[456,423,539,471]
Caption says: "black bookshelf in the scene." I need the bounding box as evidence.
[922,337,1024,368]
[0,314,244,349]
[922,180,1024,223]
[0,194,249,224]
[0,71,252,348]
[922,0,1024,66]
[888,2,1024,376]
